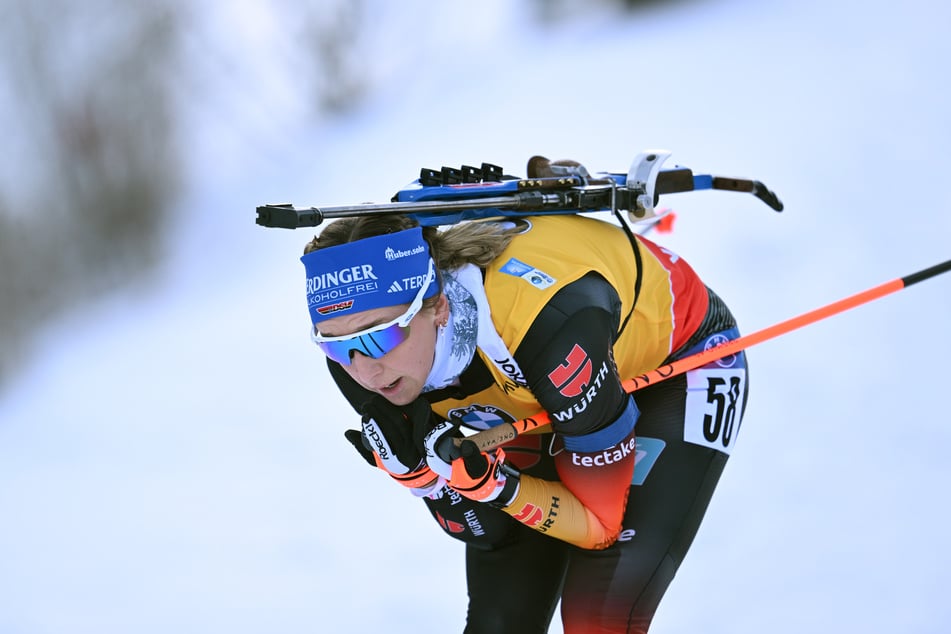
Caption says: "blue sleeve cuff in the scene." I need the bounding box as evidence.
[562,395,639,453]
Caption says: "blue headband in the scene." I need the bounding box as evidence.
[301,226,439,325]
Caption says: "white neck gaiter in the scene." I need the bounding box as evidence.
[422,264,527,393]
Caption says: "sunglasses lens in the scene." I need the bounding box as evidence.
[317,323,411,365]
[316,341,352,365]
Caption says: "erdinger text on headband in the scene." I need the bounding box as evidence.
[302,226,438,324]
[311,258,436,365]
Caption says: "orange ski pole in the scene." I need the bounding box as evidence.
[453,257,951,457]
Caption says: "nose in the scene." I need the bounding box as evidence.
[348,351,384,384]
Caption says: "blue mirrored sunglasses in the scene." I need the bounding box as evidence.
[310,259,436,366]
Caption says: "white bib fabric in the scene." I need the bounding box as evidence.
[423,264,527,393]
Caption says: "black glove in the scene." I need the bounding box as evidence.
[422,427,521,507]
[345,395,439,491]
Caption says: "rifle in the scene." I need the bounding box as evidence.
[255,150,783,230]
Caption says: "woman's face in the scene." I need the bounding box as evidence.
[317,294,449,405]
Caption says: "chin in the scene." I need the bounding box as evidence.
[385,385,422,406]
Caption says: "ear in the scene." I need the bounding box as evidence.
[433,293,450,326]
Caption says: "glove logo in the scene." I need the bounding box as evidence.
[548,344,592,398]
[362,419,392,461]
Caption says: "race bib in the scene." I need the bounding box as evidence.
[683,368,746,455]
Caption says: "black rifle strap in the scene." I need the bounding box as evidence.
[612,210,643,340]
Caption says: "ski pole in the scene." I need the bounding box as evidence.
[443,257,951,460]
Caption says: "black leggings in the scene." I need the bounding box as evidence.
[463,355,747,634]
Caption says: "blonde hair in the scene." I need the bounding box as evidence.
[303,215,521,280]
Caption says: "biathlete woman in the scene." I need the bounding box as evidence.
[299,177,749,633]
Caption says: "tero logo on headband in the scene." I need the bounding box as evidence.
[386,274,429,294]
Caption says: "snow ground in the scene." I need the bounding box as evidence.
[2,0,950,632]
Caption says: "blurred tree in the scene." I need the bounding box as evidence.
[293,0,368,115]
[534,0,690,21]
[0,0,184,391]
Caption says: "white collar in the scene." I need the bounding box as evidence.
[422,264,527,392]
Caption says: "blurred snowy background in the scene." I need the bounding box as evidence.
[1,0,949,632]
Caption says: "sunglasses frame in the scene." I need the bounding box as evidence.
[310,259,436,365]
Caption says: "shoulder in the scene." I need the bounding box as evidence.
[517,273,622,360]
[543,272,620,319]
